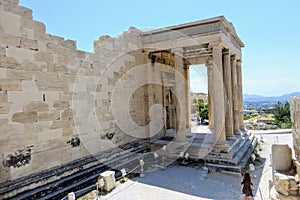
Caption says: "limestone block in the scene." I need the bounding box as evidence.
[53,100,70,110]
[0,123,17,139]
[23,123,38,134]
[2,0,19,5]
[0,46,5,57]
[0,119,8,126]
[35,80,48,91]
[0,57,21,69]
[37,111,60,122]
[274,172,300,196]
[0,102,9,114]
[50,120,71,129]
[272,144,292,171]
[99,171,116,191]
[22,80,38,91]
[4,3,32,19]
[24,101,49,112]
[35,52,53,63]
[0,68,7,78]
[0,137,11,154]
[0,9,21,36]
[270,185,300,200]
[47,43,75,57]
[72,76,87,92]
[49,35,65,46]
[6,46,35,62]
[0,35,21,48]
[22,61,45,72]
[62,127,73,136]
[20,26,34,39]
[38,128,62,141]
[43,91,60,103]
[53,65,68,73]
[46,62,55,73]
[0,79,21,91]
[21,18,46,34]
[35,71,58,81]
[9,133,38,149]
[7,69,32,80]
[7,91,43,113]
[62,39,76,49]
[48,81,68,91]
[37,121,51,132]
[61,109,74,120]
[12,111,37,123]
[20,38,38,51]
[59,93,72,101]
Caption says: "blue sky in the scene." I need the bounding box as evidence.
[19,0,300,96]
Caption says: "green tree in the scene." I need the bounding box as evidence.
[271,101,291,128]
[195,99,209,120]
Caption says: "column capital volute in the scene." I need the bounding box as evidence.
[236,59,242,64]
[206,56,213,67]
[222,48,230,55]
[230,54,236,60]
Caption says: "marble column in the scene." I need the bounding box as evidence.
[174,51,186,142]
[184,66,191,128]
[231,56,240,134]
[212,45,227,147]
[206,58,214,130]
[236,59,245,131]
[223,51,235,139]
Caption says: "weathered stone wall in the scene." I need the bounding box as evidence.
[270,96,300,199]
[0,0,162,184]
[290,96,300,185]
[291,96,300,159]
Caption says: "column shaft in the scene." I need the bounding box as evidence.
[212,45,227,146]
[236,60,245,131]
[206,58,214,130]
[231,56,240,134]
[223,52,235,139]
[174,52,186,142]
[184,66,191,128]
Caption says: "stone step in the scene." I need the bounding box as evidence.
[206,136,258,172]
[186,133,252,160]
[203,134,255,166]
[207,134,250,159]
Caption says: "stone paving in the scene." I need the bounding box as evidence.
[80,132,293,200]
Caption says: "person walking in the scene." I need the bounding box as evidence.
[241,172,255,200]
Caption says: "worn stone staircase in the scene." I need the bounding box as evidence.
[150,131,258,173]
[204,133,258,172]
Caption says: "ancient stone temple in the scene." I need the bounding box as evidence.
[0,0,256,199]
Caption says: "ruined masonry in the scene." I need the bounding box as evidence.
[269,97,300,199]
[0,0,256,199]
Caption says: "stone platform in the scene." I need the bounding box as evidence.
[150,127,258,173]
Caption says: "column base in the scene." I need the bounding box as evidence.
[234,130,241,135]
[175,136,186,143]
[214,141,229,148]
[226,134,236,140]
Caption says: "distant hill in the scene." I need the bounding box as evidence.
[243,92,300,103]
